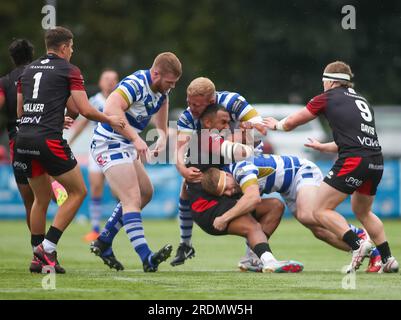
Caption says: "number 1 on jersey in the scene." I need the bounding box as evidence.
[32,72,43,99]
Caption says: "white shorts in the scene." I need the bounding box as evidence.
[88,150,103,173]
[281,160,323,214]
[90,133,137,173]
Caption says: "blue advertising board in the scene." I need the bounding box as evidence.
[0,164,182,220]
[0,160,400,220]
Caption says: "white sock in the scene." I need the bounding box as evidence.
[42,239,57,253]
[260,252,276,265]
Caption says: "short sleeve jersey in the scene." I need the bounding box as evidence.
[18,53,85,137]
[306,87,381,158]
[177,91,260,134]
[95,69,167,142]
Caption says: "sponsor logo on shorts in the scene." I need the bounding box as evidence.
[326,170,334,179]
[345,176,363,187]
[368,163,384,170]
[16,148,40,155]
[96,154,108,166]
[13,161,28,170]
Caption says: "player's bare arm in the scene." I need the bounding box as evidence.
[213,184,261,231]
[151,97,169,154]
[263,107,316,131]
[104,91,149,159]
[16,92,23,119]
[305,138,338,153]
[0,93,5,109]
[66,96,79,119]
[70,90,125,130]
[176,132,202,182]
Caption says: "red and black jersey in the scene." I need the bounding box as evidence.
[306,87,382,158]
[0,66,25,139]
[18,53,85,137]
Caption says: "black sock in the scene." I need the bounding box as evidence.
[377,241,391,264]
[342,229,361,251]
[253,242,272,258]
[31,234,45,248]
[45,226,63,245]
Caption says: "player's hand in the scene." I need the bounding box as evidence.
[240,122,267,135]
[304,137,322,151]
[253,123,268,135]
[262,117,278,130]
[213,216,228,231]
[109,115,126,130]
[152,136,167,157]
[63,116,74,129]
[239,121,254,130]
[133,136,150,160]
[183,167,202,183]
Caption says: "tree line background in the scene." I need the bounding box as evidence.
[1,0,401,124]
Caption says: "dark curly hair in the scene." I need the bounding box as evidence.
[9,39,34,66]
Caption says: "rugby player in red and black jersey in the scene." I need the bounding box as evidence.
[14,26,125,273]
[0,39,35,228]
[264,61,398,273]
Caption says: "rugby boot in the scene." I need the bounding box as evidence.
[90,239,124,271]
[379,256,399,273]
[170,243,195,266]
[143,244,173,272]
[262,260,304,273]
[238,251,263,272]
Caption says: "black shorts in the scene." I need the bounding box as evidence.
[9,138,28,185]
[191,195,238,236]
[324,154,383,195]
[13,135,77,178]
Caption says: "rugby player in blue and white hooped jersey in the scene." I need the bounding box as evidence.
[69,69,119,243]
[171,77,268,266]
[89,52,182,272]
[201,153,375,272]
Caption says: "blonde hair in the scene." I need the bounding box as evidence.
[152,52,182,77]
[201,167,224,196]
[187,77,216,98]
[324,61,354,88]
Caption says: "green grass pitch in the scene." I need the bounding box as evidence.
[0,218,400,300]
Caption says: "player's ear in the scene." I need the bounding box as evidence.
[202,117,211,129]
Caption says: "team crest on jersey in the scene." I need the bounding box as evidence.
[41,59,50,64]
[258,167,275,178]
[144,96,154,109]
[136,115,151,122]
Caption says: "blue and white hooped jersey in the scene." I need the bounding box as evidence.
[89,92,106,112]
[224,154,305,195]
[88,92,106,125]
[94,69,167,142]
[176,91,260,134]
